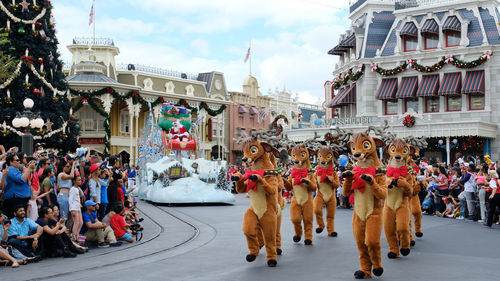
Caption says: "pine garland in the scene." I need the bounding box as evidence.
[70,87,227,156]
[331,64,365,90]
[371,51,492,76]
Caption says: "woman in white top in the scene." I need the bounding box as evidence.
[57,160,76,220]
[69,175,83,241]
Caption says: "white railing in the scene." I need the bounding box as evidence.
[395,0,457,10]
[116,63,198,80]
[72,37,115,46]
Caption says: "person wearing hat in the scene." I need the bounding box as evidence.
[88,164,101,206]
[81,200,121,248]
[436,196,459,218]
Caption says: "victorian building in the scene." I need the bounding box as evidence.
[65,38,231,164]
[228,75,272,165]
[288,0,500,163]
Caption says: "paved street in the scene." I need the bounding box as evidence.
[2,194,499,281]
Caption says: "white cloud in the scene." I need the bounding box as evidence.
[53,0,351,102]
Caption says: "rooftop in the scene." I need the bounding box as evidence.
[72,37,115,46]
[116,63,199,81]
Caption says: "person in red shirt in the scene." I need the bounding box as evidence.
[110,204,134,243]
[116,178,125,205]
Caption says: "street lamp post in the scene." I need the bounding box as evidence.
[12,98,44,155]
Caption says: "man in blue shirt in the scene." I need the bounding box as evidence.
[81,200,120,248]
[3,154,35,218]
[7,205,43,258]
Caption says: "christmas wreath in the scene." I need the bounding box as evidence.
[272,114,288,136]
[402,115,415,128]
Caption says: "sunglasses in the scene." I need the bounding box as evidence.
[13,159,20,162]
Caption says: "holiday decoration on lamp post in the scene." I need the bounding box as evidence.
[0,0,80,152]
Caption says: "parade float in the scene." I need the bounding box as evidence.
[135,103,235,204]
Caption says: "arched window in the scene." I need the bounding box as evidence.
[400,22,418,52]
[442,16,461,47]
[421,19,439,50]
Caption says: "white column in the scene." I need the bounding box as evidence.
[134,104,141,166]
[126,98,134,165]
[446,137,451,165]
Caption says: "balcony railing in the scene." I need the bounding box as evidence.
[395,0,457,10]
[116,63,198,80]
[72,37,115,46]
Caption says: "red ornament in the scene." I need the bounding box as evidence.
[81,98,88,105]
[32,88,41,95]
[46,0,51,4]
[69,115,74,121]
[159,97,164,103]
[107,88,113,94]
[35,22,42,29]
[38,57,43,64]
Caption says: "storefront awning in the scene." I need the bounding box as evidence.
[340,33,356,48]
[400,22,418,37]
[416,75,439,97]
[249,107,259,115]
[462,70,485,94]
[443,16,461,32]
[421,19,439,34]
[327,88,347,108]
[238,105,249,113]
[333,84,356,107]
[376,78,398,100]
[438,72,461,96]
[396,76,418,98]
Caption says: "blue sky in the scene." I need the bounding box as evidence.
[53,0,351,103]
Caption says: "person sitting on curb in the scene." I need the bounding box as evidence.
[7,206,43,260]
[110,204,134,243]
[36,207,79,258]
[81,201,121,248]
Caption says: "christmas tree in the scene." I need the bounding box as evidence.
[0,0,79,152]
[215,167,229,191]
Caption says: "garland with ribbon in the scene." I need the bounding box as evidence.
[371,50,492,76]
[331,64,365,90]
[272,114,288,136]
[1,120,67,139]
[70,87,227,156]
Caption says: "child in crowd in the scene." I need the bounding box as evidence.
[436,196,459,218]
[110,204,134,243]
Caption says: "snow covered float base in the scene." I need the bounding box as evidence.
[136,156,235,204]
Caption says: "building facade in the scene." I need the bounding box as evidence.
[65,38,231,164]
[228,75,272,165]
[288,0,500,163]
[268,88,300,129]
[297,102,326,128]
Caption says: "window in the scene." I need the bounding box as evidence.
[403,36,418,52]
[469,94,485,110]
[445,31,460,47]
[405,98,419,113]
[213,129,217,136]
[120,112,129,133]
[424,34,438,50]
[447,96,462,111]
[384,100,398,115]
[220,129,223,136]
[425,97,440,112]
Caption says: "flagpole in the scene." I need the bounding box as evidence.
[249,40,252,75]
[93,0,96,46]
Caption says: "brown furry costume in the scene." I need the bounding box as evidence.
[284,144,317,245]
[232,141,279,267]
[410,177,426,244]
[314,146,340,237]
[342,132,387,279]
[383,139,414,259]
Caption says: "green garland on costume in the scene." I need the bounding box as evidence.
[70,87,227,156]
[371,50,492,77]
[331,64,365,90]
[272,114,288,136]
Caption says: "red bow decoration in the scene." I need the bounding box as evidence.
[387,166,408,179]
[351,166,376,193]
[291,167,308,186]
[316,166,334,183]
[243,170,265,192]
[412,164,419,174]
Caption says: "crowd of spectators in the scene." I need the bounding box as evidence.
[0,144,142,268]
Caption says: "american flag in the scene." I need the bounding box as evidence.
[89,3,94,26]
[244,47,250,63]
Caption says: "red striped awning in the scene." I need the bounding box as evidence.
[443,16,461,32]
[396,76,418,98]
[328,45,349,55]
[400,22,418,37]
[328,87,347,107]
[340,33,356,48]
[238,105,249,113]
[438,72,462,96]
[416,75,439,97]
[333,84,356,106]
[462,70,485,94]
[376,78,398,100]
[421,19,439,34]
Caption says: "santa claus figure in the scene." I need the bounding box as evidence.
[169,120,190,142]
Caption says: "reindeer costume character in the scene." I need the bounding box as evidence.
[284,144,318,245]
[232,139,280,267]
[314,146,340,237]
[342,131,387,279]
[383,138,414,259]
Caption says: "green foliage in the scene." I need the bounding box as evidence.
[0,29,17,81]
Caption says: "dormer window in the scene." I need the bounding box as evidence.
[421,19,439,50]
[400,22,418,52]
[442,16,461,47]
